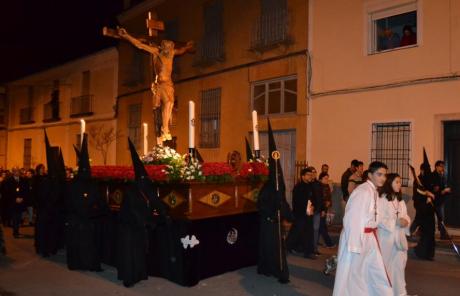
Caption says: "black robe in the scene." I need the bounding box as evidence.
[0,223,5,254]
[66,178,109,271]
[413,176,436,260]
[286,181,315,256]
[116,184,152,287]
[35,176,62,257]
[256,182,291,283]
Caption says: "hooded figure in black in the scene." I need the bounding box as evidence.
[256,118,292,284]
[66,134,109,271]
[412,148,436,260]
[117,138,167,287]
[35,131,64,257]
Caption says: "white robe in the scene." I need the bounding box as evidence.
[333,181,393,296]
[377,195,411,296]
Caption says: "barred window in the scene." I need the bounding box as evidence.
[371,122,411,186]
[200,88,221,148]
[23,138,32,169]
[252,75,297,116]
[251,0,290,51]
[128,104,142,149]
[195,0,224,65]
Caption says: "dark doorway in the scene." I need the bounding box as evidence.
[444,121,460,227]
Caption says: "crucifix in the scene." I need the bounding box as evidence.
[103,11,194,145]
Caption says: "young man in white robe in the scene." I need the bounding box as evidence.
[378,173,411,296]
[333,161,393,296]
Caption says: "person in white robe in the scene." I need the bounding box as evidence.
[333,161,393,296]
[378,173,411,296]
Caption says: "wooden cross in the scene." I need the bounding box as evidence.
[102,11,164,39]
[146,11,165,37]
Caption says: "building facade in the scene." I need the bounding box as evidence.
[308,0,460,225]
[5,48,119,169]
[115,0,309,197]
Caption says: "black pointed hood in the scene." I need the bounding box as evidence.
[44,130,58,179]
[422,147,431,173]
[128,137,149,183]
[195,148,204,163]
[73,145,80,163]
[57,148,67,180]
[77,134,91,179]
[245,137,253,162]
[267,118,285,192]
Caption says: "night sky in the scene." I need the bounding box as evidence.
[0,0,123,83]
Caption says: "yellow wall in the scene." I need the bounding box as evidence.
[116,0,309,164]
[6,48,118,169]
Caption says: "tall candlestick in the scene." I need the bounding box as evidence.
[189,101,195,149]
[252,110,260,151]
[143,123,148,155]
[80,119,86,144]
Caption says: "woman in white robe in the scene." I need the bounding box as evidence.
[378,173,411,296]
[333,162,393,296]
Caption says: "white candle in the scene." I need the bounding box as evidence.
[80,119,86,144]
[252,110,260,151]
[189,101,195,149]
[143,123,148,155]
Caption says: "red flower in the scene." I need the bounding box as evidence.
[201,162,233,176]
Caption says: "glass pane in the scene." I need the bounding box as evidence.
[284,79,297,92]
[253,84,265,98]
[269,81,281,90]
[254,95,265,115]
[284,91,297,113]
[375,11,417,52]
[268,90,281,114]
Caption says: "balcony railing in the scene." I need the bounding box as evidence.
[20,107,35,124]
[43,101,61,122]
[193,34,225,67]
[70,95,94,117]
[250,9,292,52]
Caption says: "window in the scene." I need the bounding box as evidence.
[371,122,411,186]
[23,138,32,169]
[81,71,90,96]
[251,0,290,51]
[369,2,418,54]
[128,104,142,149]
[124,48,146,86]
[252,76,297,116]
[200,88,221,148]
[195,0,224,65]
[70,95,93,116]
[162,20,180,75]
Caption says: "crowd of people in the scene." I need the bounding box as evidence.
[0,129,453,294]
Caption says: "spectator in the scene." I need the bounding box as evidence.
[3,167,29,237]
[309,166,323,255]
[24,168,35,226]
[348,161,364,194]
[400,25,416,47]
[341,159,359,202]
[318,172,335,248]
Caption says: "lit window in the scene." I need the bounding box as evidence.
[369,2,418,54]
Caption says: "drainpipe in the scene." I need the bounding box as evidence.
[306,0,313,165]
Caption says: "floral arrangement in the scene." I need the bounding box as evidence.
[202,162,233,183]
[142,146,184,181]
[90,145,269,183]
[238,162,269,182]
[92,165,168,181]
[182,158,204,181]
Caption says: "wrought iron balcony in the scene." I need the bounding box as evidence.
[19,107,35,124]
[70,95,94,117]
[250,9,292,52]
[43,101,61,122]
[193,34,225,67]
